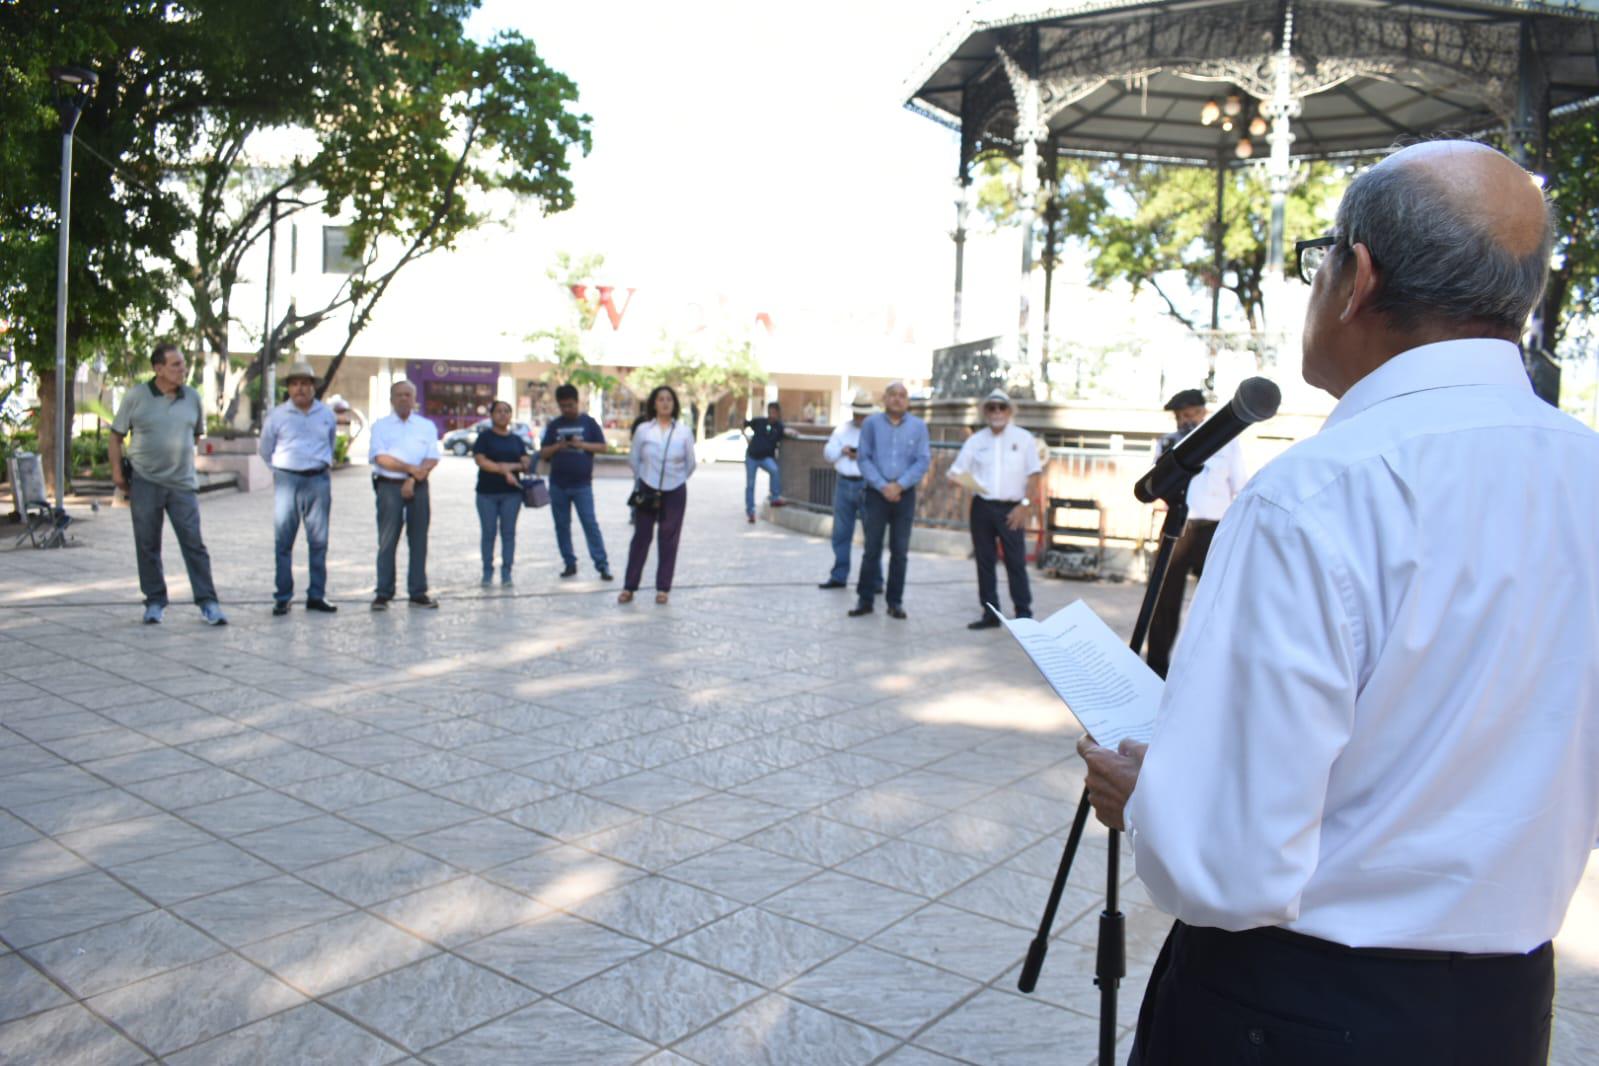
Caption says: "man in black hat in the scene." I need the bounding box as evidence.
[1144,388,1247,677]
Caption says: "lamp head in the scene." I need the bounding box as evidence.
[50,66,99,89]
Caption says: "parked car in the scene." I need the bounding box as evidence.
[442,420,536,456]
[695,428,749,464]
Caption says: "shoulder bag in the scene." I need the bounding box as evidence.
[626,423,675,513]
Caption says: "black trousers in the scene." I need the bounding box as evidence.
[1144,518,1218,678]
[1130,922,1554,1066]
[971,498,1031,617]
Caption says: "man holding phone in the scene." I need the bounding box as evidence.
[539,383,612,580]
[819,392,876,589]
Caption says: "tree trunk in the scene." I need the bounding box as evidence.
[33,369,76,499]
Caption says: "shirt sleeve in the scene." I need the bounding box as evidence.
[585,418,605,444]
[899,422,932,488]
[1126,492,1361,930]
[326,411,338,455]
[258,410,278,463]
[1023,434,1044,476]
[823,425,845,464]
[948,436,974,478]
[111,390,138,436]
[682,427,698,480]
[471,434,489,456]
[369,420,393,460]
[858,420,886,490]
[628,425,643,476]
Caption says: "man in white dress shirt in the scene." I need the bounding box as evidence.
[367,380,441,610]
[818,391,877,590]
[949,389,1041,629]
[1144,388,1248,676]
[1079,141,1598,1065]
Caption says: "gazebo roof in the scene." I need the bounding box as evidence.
[906,0,1599,164]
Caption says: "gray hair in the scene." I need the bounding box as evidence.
[1335,152,1552,334]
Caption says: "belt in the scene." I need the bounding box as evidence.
[979,498,1021,506]
[838,474,863,481]
[277,465,328,477]
[1249,924,1538,963]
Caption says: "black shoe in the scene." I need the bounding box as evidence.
[887,606,908,620]
[409,595,439,609]
[818,580,847,589]
[560,564,578,578]
[272,602,290,617]
[599,569,614,581]
[306,599,338,613]
[967,615,1001,630]
[370,597,391,611]
[848,603,874,617]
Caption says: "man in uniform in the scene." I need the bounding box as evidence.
[949,389,1041,629]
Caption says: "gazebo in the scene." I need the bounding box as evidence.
[905,0,1599,403]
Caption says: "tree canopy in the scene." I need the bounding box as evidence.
[1,0,589,482]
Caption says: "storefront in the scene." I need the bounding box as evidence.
[405,359,499,436]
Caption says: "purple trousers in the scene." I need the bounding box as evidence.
[624,484,687,592]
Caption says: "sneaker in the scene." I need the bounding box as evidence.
[199,602,229,626]
[306,599,338,613]
[409,595,439,609]
[142,603,164,625]
[560,564,578,578]
[599,569,614,582]
[848,603,874,617]
[500,573,513,587]
[371,597,391,611]
[481,575,493,587]
[746,514,756,524]
[272,602,290,617]
[967,615,1001,630]
[818,580,847,589]
[771,497,788,508]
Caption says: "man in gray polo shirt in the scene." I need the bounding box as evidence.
[109,342,227,625]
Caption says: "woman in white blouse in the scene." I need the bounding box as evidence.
[621,385,697,604]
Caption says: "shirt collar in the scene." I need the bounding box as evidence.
[1323,339,1530,431]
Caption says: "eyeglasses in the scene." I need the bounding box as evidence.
[982,403,1008,413]
[1294,236,1338,285]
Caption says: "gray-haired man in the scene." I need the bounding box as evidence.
[108,343,226,625]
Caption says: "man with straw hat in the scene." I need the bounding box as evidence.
[259,361,339,615]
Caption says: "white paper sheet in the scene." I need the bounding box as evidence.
[993,599,1163,750]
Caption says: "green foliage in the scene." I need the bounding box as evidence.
[71,433,109,477]
[529,251,618,391]
[977,156,1347,331]
[0,2,591,417]
[333,433,350,465]
[634,334,767,434]
[1544,114,1599,354]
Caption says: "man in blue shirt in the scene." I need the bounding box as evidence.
[259,362,339,615]
[852,382,930,619]
[742,401,789,523]
[538,383,612,580]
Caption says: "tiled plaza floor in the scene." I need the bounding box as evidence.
[1,458,1595,1064]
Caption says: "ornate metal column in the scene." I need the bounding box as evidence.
[1004,43,1047,392]
[953,171,972,343]
[1262,1,1301,286]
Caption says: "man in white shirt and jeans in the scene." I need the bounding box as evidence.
[949,389,1041,629]
[819,392,876,590]
[1143,388,1247,676]
[367,380,441,609]
[1080,141,1599,1065]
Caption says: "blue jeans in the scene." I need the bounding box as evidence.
[129,475,218,607]
[859,485,916,608]
[745,456,781,515]
[830,476,865,583]
[273,469,331,604]
[476,491,522,579]
[549,481,609,571]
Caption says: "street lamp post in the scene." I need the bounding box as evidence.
[48,65,97,533]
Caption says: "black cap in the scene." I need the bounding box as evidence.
[1163,388,1207,411]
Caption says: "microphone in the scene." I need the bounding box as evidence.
[1134,377,1280,504]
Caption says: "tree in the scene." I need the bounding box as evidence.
[634,334,768,436]
[976,156,1347,332]
[526,251,619,394]
[0,2,589,489]
[1543,114,1599,357]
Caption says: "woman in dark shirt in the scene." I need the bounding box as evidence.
[472,401,530,586]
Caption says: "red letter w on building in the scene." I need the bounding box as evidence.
[569,285,637,331]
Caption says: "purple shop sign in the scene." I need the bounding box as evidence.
[404,359,500,384]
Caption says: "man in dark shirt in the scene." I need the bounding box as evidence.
[743,401,789,523]
[538,384,612,580]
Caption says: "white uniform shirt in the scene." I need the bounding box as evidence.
[1184,438,1246,521]
[630,419,697,491]
[368,412,441,479]
[824,420,864,477]
[949,422,1042,502]
[1126,339,1599,953]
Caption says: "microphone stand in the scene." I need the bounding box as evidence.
[1017,481,1192,1066]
